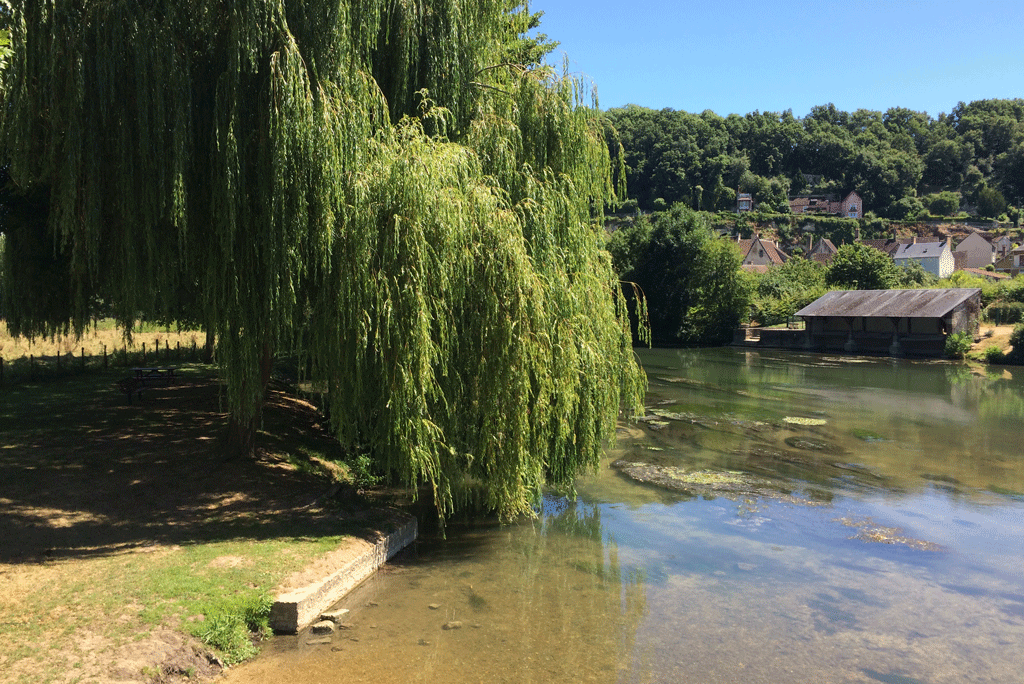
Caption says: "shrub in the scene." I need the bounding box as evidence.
[1007,323,1024,363]
[983,301,1024,324]
[983,345,1006,364]
[944,331,973,359]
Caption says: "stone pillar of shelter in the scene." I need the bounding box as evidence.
[888,317,903,356]
[843,317,857,353]
[803,319,817,350]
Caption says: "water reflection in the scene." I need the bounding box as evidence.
[628,348,1024,501]
[226,348,1024,684]
[230,501,649,684]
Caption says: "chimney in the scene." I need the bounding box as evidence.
[808,234,813,252]
[912,236,917,245]
[947,236,952,250]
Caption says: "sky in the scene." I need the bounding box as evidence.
[533,0,1024,119]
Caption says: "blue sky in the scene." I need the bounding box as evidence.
[533,0,1024,119]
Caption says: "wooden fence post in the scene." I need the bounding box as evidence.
[1,357,4,386]
[142,342,146,365]
[30,354,35,380]
[104,344,108,369]
[81,347,86,370]
[57,350,61,370]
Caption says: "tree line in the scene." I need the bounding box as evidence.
[607,203,1024,348]
[604,100,1024,219]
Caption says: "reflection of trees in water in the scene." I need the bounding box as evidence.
[494,498,648,683]
[971,377,1024,420]
[636,348,1024,502]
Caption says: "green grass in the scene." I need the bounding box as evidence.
[0,362,384,677]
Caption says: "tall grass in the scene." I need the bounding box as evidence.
[0,319,204,385]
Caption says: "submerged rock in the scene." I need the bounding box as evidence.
[310,620,335,635]
[320,609,350,623]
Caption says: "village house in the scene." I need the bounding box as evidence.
[859,237,901,257]
[892,238,955,279]
[994,246,1024,277]
[735,234,788,272]
[788,191,862,219]
[807,236,838,264]
[736,192,754,213]
[993,235,1014,260]
[953,232,995,269]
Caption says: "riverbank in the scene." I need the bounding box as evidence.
[0,367,406,683]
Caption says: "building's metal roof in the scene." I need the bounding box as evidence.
[893,242,948,260]
[796,288,981,319]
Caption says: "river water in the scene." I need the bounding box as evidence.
[226,348,1024,684]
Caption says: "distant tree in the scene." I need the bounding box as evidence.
[825,243,899,290]
[888,195,925,220]
[894,259,937,288]
[923,191,960,216]
[922,139,970,189]
[749,256,827,325]
[606,216,652,276]
[623,205,748,344]
[977,186,1008,218]
[994,141,1024,205]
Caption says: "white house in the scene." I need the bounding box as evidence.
[893,238,955,279]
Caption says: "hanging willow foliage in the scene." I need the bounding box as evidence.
[0,0,646,520]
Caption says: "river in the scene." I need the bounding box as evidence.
[225,348,1024,683]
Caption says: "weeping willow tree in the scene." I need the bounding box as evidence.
[0,0,646,520]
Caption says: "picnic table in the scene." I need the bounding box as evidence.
[118,367,178,403]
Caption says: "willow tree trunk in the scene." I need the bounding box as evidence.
[202,327,215,364]
[225,341,274,457]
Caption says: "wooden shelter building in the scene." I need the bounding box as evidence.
[795,288,981,356]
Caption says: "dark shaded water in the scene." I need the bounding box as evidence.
[228,349,1024,684]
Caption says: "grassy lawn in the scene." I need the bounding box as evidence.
[0,321,205,386]
[0,363,392,683]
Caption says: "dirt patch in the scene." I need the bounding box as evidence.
[0,369,393,683]
[973,324,1015,354]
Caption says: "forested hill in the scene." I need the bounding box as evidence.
[604,99,1024,220]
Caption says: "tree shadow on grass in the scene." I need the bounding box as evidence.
[0,367,402,563]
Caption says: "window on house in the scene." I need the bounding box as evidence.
[759,249,764,258]
[849,205,857,212]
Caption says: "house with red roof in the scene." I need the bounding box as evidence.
[735,235,789,272]
[788,191,862,219]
